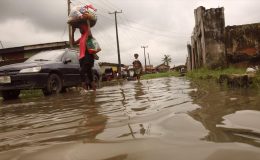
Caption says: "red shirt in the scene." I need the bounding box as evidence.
[79,24,89,59]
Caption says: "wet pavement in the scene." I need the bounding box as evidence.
[0,77,260,160]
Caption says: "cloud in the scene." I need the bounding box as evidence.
[0,0,259,66]
[0,19,66,47]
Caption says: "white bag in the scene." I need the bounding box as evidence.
[68,4,97,27]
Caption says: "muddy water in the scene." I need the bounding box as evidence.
[0,77,260,160]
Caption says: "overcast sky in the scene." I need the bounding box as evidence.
[0,0,259,67]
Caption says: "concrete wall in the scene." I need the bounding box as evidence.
[189,6,226,70]
[187,44,192,71]
[203,7,226,68]
[225,23,260,67]
[187,6,260,70]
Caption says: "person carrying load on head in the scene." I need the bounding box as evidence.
[70,4,100,92]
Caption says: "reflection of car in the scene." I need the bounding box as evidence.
[0,49,101,100]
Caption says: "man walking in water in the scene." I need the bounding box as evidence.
[132,53,143,82]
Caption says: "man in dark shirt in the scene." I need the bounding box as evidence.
[132,53,143,82]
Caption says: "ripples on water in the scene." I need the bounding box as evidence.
[189,80,260,147]
[0,77,193,152]
[0,77,260,155]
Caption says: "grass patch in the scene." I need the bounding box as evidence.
[252,71,260,88]
[186,67,260,88]
[141,71,179,80]
[0,90,43,101]
[20,90,43,98]
[186,67,245,80]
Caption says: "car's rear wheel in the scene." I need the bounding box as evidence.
[42,74,62,96]
[1,90,20,100]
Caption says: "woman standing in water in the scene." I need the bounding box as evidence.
[72,23,96,92]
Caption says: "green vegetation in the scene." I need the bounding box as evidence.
[186,67,245,80]
[141,71,179,80]
[252,71,260,88]
[0,90,43,101]
[2,68,259,100]
[20,90,43,98]
[186,67,260,88]
[162,55,172,66]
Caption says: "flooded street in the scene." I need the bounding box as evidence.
[0,77,260,160]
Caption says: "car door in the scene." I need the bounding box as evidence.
[61,51,81,87]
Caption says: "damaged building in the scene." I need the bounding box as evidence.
[187,6,260,71]
[225,23,260,66]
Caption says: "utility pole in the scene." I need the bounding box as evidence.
[109,10,123,77]
[67,0,73,47]
[141,46,148,72]
[147,52,151,65]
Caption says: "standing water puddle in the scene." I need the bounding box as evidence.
[0,77,260,160]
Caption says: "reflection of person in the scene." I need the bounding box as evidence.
[72,23,96,91]
[139,124,146,135]
[134,81,145,101]
[132,53,143,82]
[75,94,107,141]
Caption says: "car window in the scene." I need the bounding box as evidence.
[26,50,65,62]
[63,51,78,64]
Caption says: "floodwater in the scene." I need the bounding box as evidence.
[0,77,260,160]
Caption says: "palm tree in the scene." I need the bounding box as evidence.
[162,54,172,66]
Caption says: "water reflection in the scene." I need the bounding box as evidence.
[0,77,193,152]
[189,80,260,147]
[75,94,108,143]
[134,82,145,100]
[0,93,109,151]
[117,82,150,139]
[1,76,259,156]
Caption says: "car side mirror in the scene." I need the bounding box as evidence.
[64,58,72,64]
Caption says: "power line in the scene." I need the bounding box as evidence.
[120,23,189,38]
[101,0,121,11]
[97,0,118,12]
[117,16,141,44]
[119,12,190,37]
[60,24,68,41]
[0,41,4,49]
[71,0,189,39]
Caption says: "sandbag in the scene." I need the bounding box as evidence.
[68,4,97,28]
